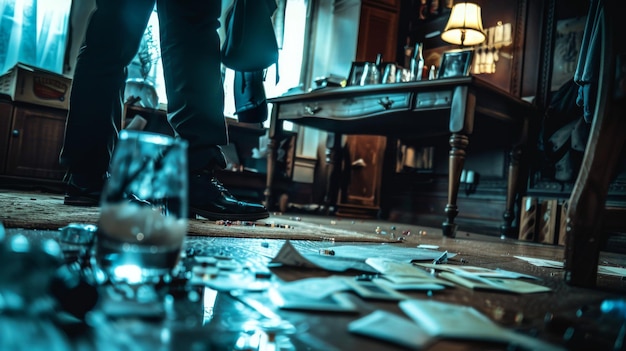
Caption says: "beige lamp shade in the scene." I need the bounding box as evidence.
[441,3,486,46]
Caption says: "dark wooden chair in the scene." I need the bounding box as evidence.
[563,0,626,287]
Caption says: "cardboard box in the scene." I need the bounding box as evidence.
[537,199,558,244]
[558,201,569,246]
[518,196,538,242]
[0,63,71,110]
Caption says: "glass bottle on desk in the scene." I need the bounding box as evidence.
[360,54,383,86]
[410,43,425,81]
[429,65,437,80]
[375,53,383,71]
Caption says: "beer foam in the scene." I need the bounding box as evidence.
[99,202,187,247]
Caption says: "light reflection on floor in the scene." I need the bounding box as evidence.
[202,287,218,325]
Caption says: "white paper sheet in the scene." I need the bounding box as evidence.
[399,299,567,351]
[515,256,626,277]
[271,241,452,272]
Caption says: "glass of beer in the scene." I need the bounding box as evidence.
[95,130,188,290]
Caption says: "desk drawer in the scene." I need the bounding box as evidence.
[414,90,453,109]
[278,93,410,120]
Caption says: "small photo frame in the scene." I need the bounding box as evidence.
[438,49,474,79]
[346,61,367,86]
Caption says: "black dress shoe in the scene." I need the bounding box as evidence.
[188,169,269,221]
[63,172,107,207]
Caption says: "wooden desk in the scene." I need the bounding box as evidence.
[266,76,538,237]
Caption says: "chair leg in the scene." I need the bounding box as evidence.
[564,100,626,287]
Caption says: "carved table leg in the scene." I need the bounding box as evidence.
[501,146,522,237]
[264,105,282,211]
[323,132,343,214]
[263,137,278,210]
[443,132,469,238]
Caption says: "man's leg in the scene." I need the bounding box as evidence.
[60,0,156,205]
[156,0,226,169]
[157,0,268,220]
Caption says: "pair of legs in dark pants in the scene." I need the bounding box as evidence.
[60,0,268,220]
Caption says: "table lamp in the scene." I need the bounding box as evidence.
[440,2,486,46]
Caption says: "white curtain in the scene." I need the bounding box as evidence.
[0,0,71,74]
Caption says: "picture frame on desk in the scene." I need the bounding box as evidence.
[346,61,367,86]
[438,49,474,79]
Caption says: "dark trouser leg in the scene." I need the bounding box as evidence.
[157,0,227,171]
[59,0,156,176]
[156,0,267,220]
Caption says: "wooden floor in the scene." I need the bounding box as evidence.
[3,208,626,351]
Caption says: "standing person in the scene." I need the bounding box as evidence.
[59,0,269,221]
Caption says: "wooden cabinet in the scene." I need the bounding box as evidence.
[337,135,386,218]
[356,0,400,62]
[0,101,12,174]
[0,100,67,181]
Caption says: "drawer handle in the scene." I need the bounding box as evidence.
[304,104,321,115]
[378,97,393,109]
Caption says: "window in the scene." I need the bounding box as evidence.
[0,0,72,74]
